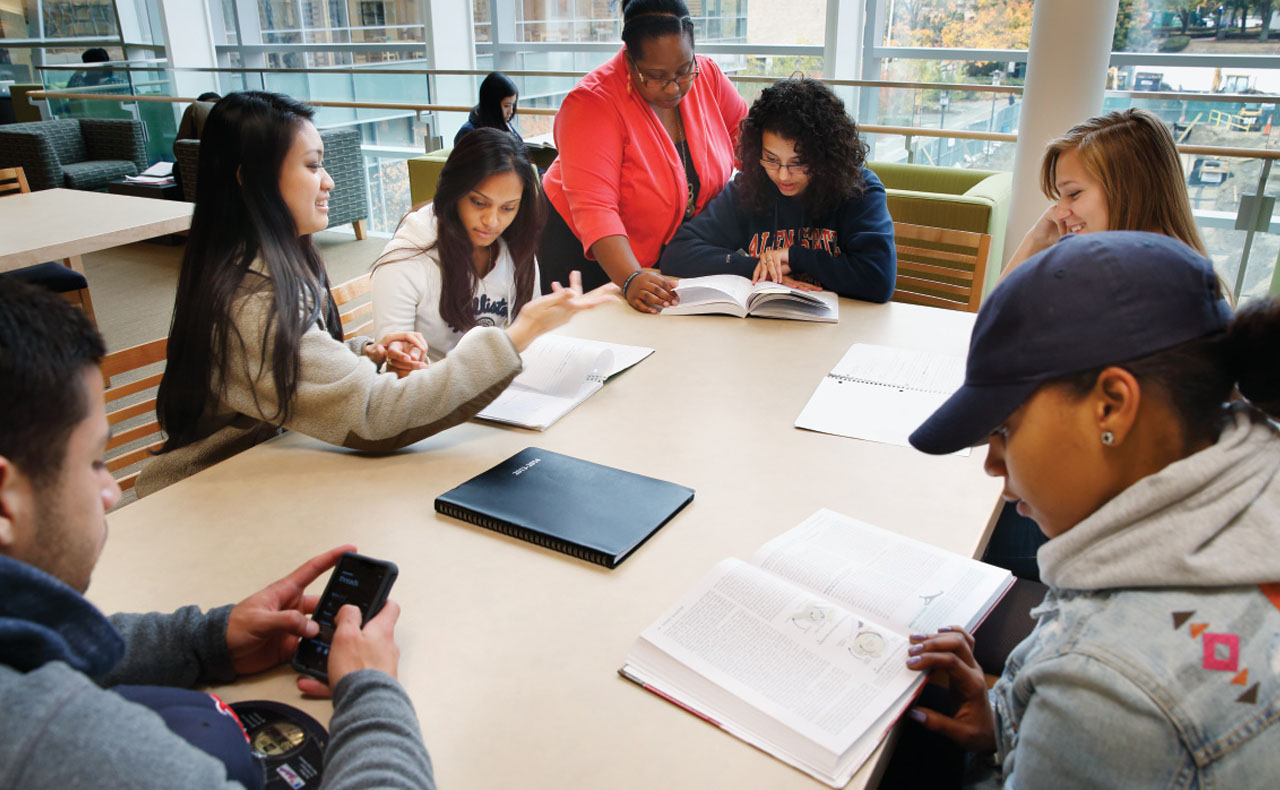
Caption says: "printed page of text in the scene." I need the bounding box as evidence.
[638,557,918,756]
[752,509,1011,635]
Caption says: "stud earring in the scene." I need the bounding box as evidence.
[1101,430,1115,446]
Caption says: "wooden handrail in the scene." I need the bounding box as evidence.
[30,90,1280,159]
[29,90,560,116]
[33,62,1280,105]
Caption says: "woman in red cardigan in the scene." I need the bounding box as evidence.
[540,0,748,313]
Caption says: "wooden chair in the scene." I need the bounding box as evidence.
[0,166,98,324]
[329,273,374,341]
[891,222,992,313]
[101,338,167,494]
[0,165,30,194]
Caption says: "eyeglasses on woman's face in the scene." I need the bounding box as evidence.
[630,57,700,90]
[759,158,810,175]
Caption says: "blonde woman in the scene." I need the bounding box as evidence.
[1004,108,1206,276]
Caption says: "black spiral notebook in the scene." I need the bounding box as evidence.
[434,447,694,568]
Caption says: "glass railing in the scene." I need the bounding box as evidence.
[30,61,1280,299]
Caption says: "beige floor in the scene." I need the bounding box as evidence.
[85,229,390,352]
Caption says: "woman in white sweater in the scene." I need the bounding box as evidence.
[372,128,543,364]
[141,93,614,495]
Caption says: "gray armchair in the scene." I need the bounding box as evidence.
[0,118,147,192]
[174,126,369,239]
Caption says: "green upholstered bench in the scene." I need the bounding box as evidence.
[406,147,452,207]
[868,161,1013,295]
[408,143,551,208]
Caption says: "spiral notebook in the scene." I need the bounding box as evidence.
[434,447,695,568]
[795,343,969,454]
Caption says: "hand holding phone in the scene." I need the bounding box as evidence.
[292,552,398,686]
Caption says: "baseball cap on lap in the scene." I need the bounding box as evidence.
[909,231,1233,455]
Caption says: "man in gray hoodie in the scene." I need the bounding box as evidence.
[0,277,434,788]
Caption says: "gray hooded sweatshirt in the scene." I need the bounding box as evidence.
[972,405,1280,788]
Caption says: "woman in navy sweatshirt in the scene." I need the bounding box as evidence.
[659,78,896,302]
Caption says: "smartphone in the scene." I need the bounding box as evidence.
[291,551,398,683]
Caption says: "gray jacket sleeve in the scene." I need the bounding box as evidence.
[103,605,236,687]
[0,662,247,789]
[323,669,436,789]
[1,662,435,789]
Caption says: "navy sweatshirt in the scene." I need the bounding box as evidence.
[658,168,897,302]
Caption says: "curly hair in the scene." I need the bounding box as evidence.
[735,78,868,219]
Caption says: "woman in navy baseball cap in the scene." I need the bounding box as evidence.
[902,231,1280,787]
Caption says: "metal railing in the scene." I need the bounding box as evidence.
[25,66,1280,297]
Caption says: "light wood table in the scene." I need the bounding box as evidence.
[0,188,193,269]
[89,298,1001,790]
[0,188,193,318]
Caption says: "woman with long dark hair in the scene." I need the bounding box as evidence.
[454,72,520,145]
[139,91,614,496]
[659,78,896,302]
[372,128,541,362]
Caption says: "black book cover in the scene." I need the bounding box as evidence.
[434,447,694,568]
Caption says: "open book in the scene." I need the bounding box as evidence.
[663,274,838,323]
[475,335,653,430]
[796,343,968,455]
[620,508,1013,788]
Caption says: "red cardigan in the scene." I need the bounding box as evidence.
[543,49,748,268]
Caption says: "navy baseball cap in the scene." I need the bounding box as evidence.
[909,231,1233,455]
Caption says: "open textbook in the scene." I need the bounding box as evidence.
[619,509,1008,783]
[475,335,653,430]
[796,343,968,454]
[620,508,1013,788]
[663,274,838,323]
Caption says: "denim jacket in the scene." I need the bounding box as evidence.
[973,407,1280,788]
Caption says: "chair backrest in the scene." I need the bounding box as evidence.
[330,273,374,341]
[0,166,30,195]
[100,338,167,493]
[891,222,992,313]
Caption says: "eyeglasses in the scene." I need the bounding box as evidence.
[631,60,700,90]
[760,159,810,175]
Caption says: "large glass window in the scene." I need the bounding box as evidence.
[0,0,123,85]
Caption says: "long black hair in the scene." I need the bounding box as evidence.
[376,127,542,333]
[157,91,340,453]
[621,0,695,60]
[471,72,518,131]
[736,78,868,220]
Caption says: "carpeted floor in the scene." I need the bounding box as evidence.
[84,229,391,352]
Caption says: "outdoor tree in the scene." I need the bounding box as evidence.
[1115,0,1156,50]
[936,0,1033,75]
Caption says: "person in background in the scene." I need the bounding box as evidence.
[659,78,896,302]
[139,91,614,495]
[173,92,222,196]
[539,0,748,312]
[372,128,543,364]
[905,232,1280,788]
[0,276,434,788]
[454,72,521,145]
[67,47,122,89]
[175,91,222,147]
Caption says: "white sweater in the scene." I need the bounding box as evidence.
[372,203,541,363]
